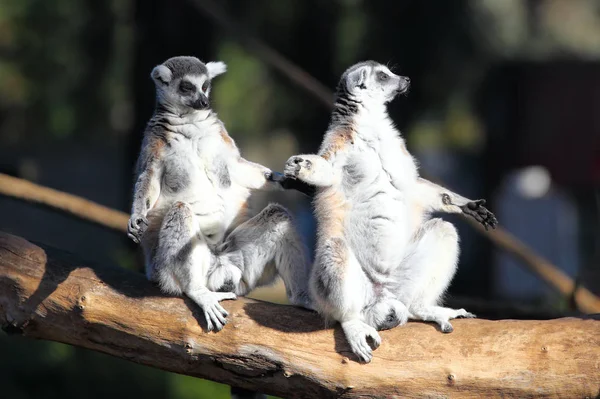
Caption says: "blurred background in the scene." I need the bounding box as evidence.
[0,0,599,398]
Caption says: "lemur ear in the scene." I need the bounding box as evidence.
[347,66,368,89]
[151,65,172,85]
[206,61,227,79]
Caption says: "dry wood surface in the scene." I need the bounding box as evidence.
[0,232,598,398]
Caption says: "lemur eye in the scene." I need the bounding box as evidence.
[202,81,210,92]
[378,71,390,82]
[179,81,195,94]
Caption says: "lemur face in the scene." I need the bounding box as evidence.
[150,56,227,113]
[343,61,410,104]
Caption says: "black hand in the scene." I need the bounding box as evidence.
[127,215,148,244]
[460,199,498,230]
[270,171,316,197]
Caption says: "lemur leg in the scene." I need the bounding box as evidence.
[310,237,381,363]
[394,218,475,333]
[207,203,312,308]
[153,201,236,332]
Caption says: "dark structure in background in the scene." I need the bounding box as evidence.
[1,1,599,398]
[479,62,600,296]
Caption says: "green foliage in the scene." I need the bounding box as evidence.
[169,374,230,399]
[0,0,133,144]
[214,42,272,139]
[1,333,274,399]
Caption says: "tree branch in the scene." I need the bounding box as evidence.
[0,172,128,232]
[0,231,598,398]
[188,0,334,109]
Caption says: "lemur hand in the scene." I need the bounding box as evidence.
[266,170,316,197]
[127,213,148,244]
[284,156,312,180]
[460,199,498,230]
[196,291,237,332]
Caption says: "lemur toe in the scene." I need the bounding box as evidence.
[215,292,237,301]
[211,307,228,328]
[440,322,454,333]
[368,331,382,349]
[351,340,373,363]
[456,308,476,318]
[205,308,227,332]
[204,314,215,332]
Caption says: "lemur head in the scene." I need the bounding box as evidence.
[151,56,227,114]
[337,61,410,106]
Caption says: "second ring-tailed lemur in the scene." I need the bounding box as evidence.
[128,56,312,332]
[284,61,498,363]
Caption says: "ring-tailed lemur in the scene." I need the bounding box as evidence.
[284,61,498,363]
[128,56,312,332]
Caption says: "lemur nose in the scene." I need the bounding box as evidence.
[403,77,411,84]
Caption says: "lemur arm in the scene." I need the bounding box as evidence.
[415,178,498,229]
[128,137,164,243]
[284,154,336,187]
[231,156,278,190]
[283,128,352,187]
[229,157,316,197]
[220,127,313,196]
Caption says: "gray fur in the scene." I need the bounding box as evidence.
[163,56,208,80]
[342,160,365,186]
[162,164,190,193]
[284,61,491,363]
[212,157,231,188]
[129,56,312,332]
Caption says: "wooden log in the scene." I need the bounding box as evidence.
[0,231,598,399]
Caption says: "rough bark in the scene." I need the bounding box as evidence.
[0,231,598,399]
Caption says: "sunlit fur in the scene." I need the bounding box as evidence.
[284,61,489,362]
[128,56,311,332]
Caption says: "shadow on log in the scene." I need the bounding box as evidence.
[0,231,598,398]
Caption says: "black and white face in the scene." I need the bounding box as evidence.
[343,61,410,104]
[151,56,227,113]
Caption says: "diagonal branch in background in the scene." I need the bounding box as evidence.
[1,172,599,313]
[1,231,599,399]
[0,172,128,233]
[187,0,334,108]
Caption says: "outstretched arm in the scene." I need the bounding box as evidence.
[283,127,353,188]
[220,127,314,196]
[230,156,275,190]
[415,178,498,229]
[283,154,336,187]
[230,157,315,197]
[128,137,163,243]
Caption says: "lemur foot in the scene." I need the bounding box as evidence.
[410,307,476,334]
[127,214,148,244]
[284,156,312,180]
[439,309,476,333]
[341,320,381,363]
[194,291,237,332]
[460,199,498,230]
